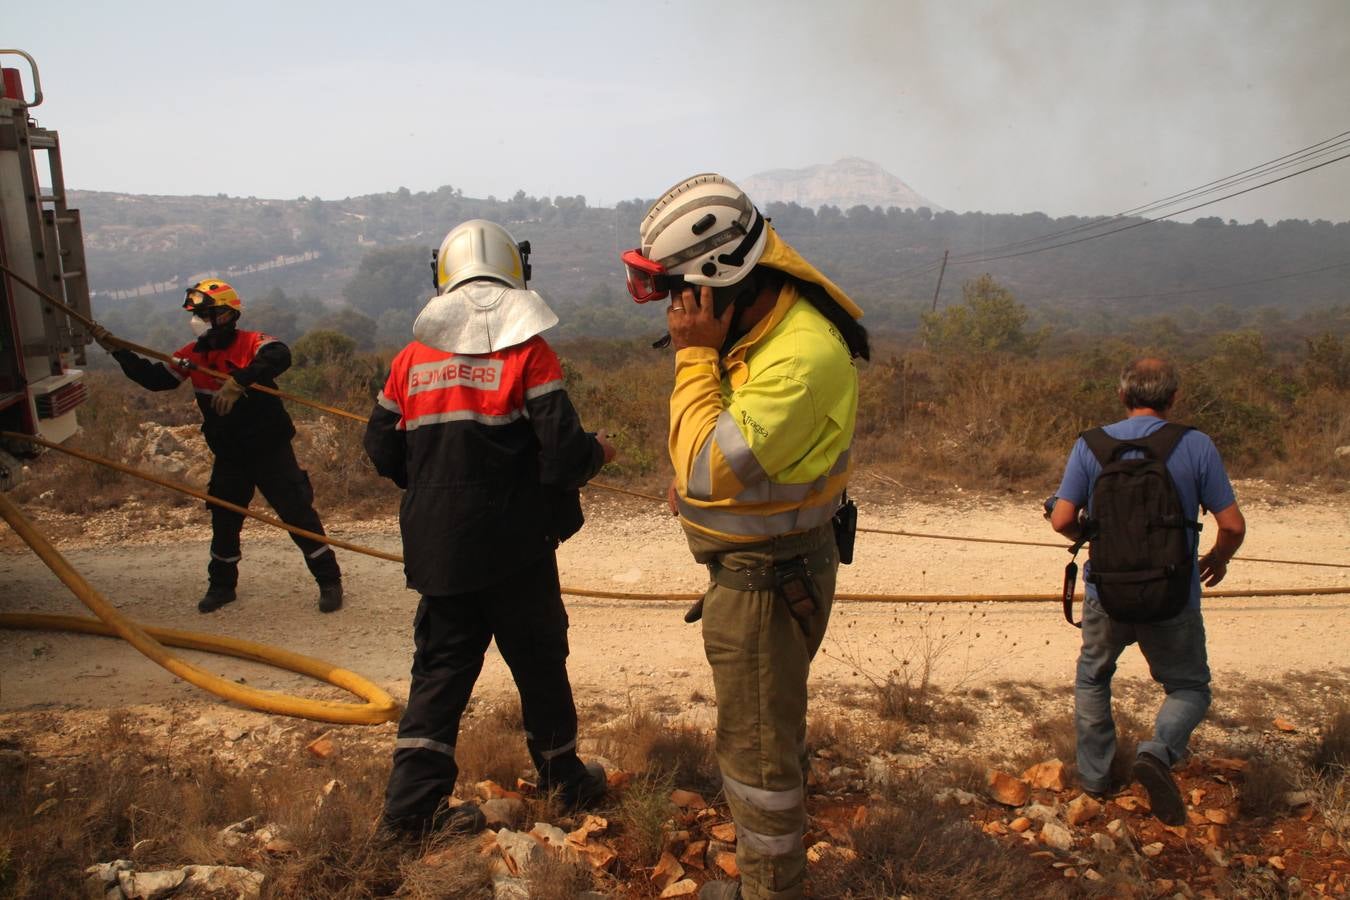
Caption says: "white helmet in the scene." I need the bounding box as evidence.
[433,219,532,294]
[623,173,767,302]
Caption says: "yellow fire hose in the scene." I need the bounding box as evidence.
[6,431,1347,606]
[0,262,367,424]
[1,278,1346,726]
[0,490,399,724]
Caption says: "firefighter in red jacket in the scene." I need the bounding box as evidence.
[90,280,343,614]
[365,220,615,835]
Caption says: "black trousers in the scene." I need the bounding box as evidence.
[205,441,341,588]
[383,553,586,826]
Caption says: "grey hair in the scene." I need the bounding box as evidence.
[1119,357,1179,411]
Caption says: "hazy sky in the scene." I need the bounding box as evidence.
[9,0,1349,221]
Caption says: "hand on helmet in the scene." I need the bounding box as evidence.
[89,323,119,352]
[211,377,245,415]
[667,285,733,352]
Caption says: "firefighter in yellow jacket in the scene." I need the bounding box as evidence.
[621,174,867,900]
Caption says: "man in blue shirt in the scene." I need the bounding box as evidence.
[1049,357,1246,825]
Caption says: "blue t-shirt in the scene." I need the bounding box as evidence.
[1055,415,1236,609]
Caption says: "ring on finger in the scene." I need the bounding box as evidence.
[670,305,684,312]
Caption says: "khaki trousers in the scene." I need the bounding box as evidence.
[687,524,837,900]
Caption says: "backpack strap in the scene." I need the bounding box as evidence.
[1136,422,1193,462]
[1079,427,1121,467]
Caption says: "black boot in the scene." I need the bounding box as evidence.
[198,586,236,613]
[318,580,343,613]
[558,761,607,812]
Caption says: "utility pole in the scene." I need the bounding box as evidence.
[930,250,949,313]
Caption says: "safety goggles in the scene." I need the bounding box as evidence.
[621,248,685,303]
[183,288,212,311]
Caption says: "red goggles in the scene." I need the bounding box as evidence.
[621,248,685,303]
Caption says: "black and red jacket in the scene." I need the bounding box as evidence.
[112,328,295,458]
[364,335,604,596]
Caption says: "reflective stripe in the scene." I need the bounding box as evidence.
[536,738,577,761]
[687,437,715,500]
[376,391,401,414]
[722,772,803,812]
[715,411,767,487]
[403,408,525,431]
[395,737,455,756]
[210,551,241,563]
[307,545,334,559]
[677,493,839,537]
[736,823,803,857]
[524,379,563,400]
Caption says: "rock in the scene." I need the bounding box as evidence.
[1203,809,1232,825]
[714,850,739,878]
[1335,445,1350,459]
[661,879,699,897]
[1204,845,1229,868]
[1142,842,1165,858]
[1066,793,1102,826]
[1084,868,1103,881]
[1023,759,1069,792]
[482,798,525,828]
[180,865,265,898]
[476,780,522,801]
[1272,717,1297,733]
[813,842,856,863]
[1040,821,1074,851]
[1090,833,1117,853]
[86,860,135,893]
[315,778,344,816]
[566,814,610,844]
[305,734,336,759]
[652,852,685,890]
[1115,795,1145,812]
[218,816,262,848]
[495,829,546,876]
[264,838,298,855]
[529,822,571,852]
[709,822,737,843]
[986,769,1029,807]
[1023,803,1061,825]
[864,757,891,783]
[119,868,186,899]
[1009,817,1032,833]
[935,788,980,806]
[670,789,708,809]
[1268,855,1285,871]
[574,841,618,872]
[681,839,708,870]
[221,725,247,742]
[1283,791,1314,808]
[983,821,1009,836]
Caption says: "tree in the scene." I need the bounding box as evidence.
[920,274,1042,356]
[342,244,433,319]
[292,330,356,367]
[312,308,378,352]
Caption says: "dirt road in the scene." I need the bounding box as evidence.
[1,487,1347,715]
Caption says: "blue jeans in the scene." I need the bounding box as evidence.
[1074,596,1211,793]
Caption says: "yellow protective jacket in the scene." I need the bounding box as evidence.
[669,278,858,543]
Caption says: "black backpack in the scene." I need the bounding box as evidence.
[1062,422,1201,626]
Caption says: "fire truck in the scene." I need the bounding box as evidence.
[0,49,91,487]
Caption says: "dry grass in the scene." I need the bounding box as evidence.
[1313,706,1350,774]
[614,770,676,867]
[525,850,597,899]
[594,702,718,794]
[811,773,1071,899]
[0,712,487,899]
[454,700,532,789]
[1238,754,1298,819]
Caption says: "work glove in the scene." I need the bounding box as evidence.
[211,377,246,415]
[89,323,119,352]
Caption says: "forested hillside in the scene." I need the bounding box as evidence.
[75,186,1350,349]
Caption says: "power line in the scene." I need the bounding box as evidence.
[946,150,1350,267]
[1049,259,1350,304]
[890,128,1350,281]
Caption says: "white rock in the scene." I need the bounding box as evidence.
[118,868,186,900]
[180,865,265,898]
[1040,821,1074,851]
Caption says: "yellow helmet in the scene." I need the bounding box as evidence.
[183,279,242,313]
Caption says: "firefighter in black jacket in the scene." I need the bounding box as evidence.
[365,220,615,835]
[90,279,343,613]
